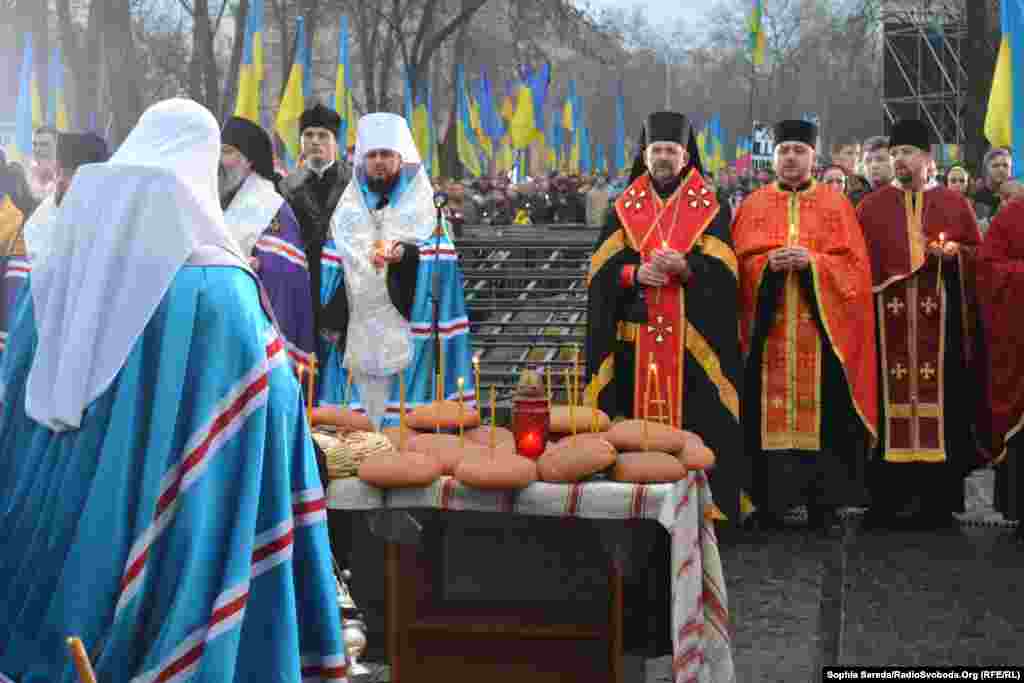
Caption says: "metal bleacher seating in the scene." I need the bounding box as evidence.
[456,222,599,409]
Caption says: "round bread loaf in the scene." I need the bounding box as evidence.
[454,452,538,489]
[536,435,617,483]
[405,433,489,474]
[465,425,515,446]
[680,444,716,470]
[406,401,482,430]
[358,451,443,488]
[382,425,421,449]
[612,451,688,483]
[311,406,373,433]
[548,405,612,434]
[605,420,690,454]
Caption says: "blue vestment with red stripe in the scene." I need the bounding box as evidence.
[0,265,346,682]
[315,172,474,422]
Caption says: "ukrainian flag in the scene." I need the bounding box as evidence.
[233,0,264,124]
[749,0,766,67]
[455,64,483,177]
[274,16,308,166]
[48,46,70,131]
[15,33,43,162]
[508,73,536,150]
[405,73,437,176]
[613,81,626,174]
[580,125,591,174]
[985,0,1024,152]
[334,15,351,150]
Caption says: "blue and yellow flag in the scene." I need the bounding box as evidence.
[274,16,308,166]
[405,72,438,176]
[508,75,536,149]
[749,0,766,66]
[334,15,352,149]
[455,64,483,177]
[580,125,592,174]
[233,0,264,124]
[613,82,626,174]
[985,0,1024,153]
[15,34,43,162]
[48,46,70,131]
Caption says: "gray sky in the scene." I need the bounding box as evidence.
[577,0,708,24]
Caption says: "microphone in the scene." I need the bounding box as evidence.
[433,191,449,209]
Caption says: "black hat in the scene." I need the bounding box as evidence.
[627,112,694,183]
[889,119,932,151]
[57,132,110,171]
[646,111,689,145]
[222,116,275,180]
[299,103,341,139]
[773,120,817,147]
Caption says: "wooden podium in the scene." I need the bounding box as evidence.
[383,517,624,683]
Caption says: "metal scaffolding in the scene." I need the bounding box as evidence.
[881,0,967,145]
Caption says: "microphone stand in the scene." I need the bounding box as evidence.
[431,193,448,402]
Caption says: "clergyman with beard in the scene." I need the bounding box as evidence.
[219,116,315,365]
[584,111,746,666]
[856,118,985,530]
[732,119,878,535]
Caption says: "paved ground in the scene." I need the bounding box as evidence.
[342,469,1023,682]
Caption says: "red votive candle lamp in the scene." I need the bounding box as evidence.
[512,369,549,460]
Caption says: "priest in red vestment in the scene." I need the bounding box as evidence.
[584,111,743,659]
[733,119,879,534]
[977,197,1024,535]
[856,119,985,530]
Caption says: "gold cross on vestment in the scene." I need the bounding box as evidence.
[771,396,784,409]
[887,298,906,316]
[921,296,938,315]
[647,315,674,344]
[891,363,908,380]
[920,363,936,381]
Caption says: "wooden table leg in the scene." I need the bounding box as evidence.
[385,541,402,683]
[608,557,624,683]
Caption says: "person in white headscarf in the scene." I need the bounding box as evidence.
[0,98,348,682]
[316,112,475,432]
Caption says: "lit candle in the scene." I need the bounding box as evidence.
[473,356,481,408]
[643,358,654,451]
[566,368,576,436]
[572,344,580,407]
[66,637,97,683]
[937,232,946,292]
[650,361,662,424]
[399,373,407,451]
[307,357,317,421]
[458,377,466,447]
[667,370,675,429]
[590,383,599,433]
[435,374,442,434]
[490,384,497,455]
[345,371,353,407]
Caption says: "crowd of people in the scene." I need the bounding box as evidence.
[1,94,1022,682]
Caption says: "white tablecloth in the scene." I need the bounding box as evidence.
[328,473,735,683]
